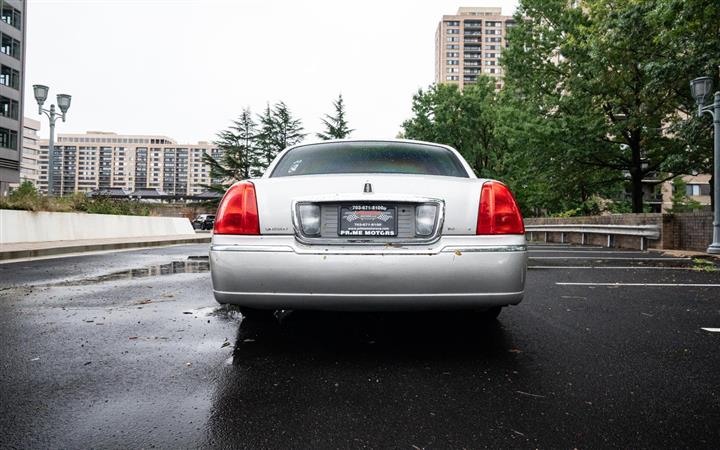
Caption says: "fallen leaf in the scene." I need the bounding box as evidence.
[135,299,152,305]
[221,341,231,348]
[508,348,523,353]
[128,336,139,340]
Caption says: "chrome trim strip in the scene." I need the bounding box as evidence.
[211,245,294,253]
[213,289,524,298]
[441,245,527,253]
[210,244,526,255]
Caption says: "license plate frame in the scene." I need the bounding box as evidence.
[338,204,398,237]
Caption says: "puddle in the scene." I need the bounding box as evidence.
[56,258,210,286]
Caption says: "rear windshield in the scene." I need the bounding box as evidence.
[270,142,469,178]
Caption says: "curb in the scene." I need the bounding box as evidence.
[0,236,211,262]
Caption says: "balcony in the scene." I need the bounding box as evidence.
[464,31,482,36]
[463,46,481,53]
[464,38,481,43]
[465,61,480,66]
[464,54,481,60]
[464,22,482,29]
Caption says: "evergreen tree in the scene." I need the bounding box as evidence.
[273,101,306,149]
[317,94,354,140]
[255,102,306,172]
[202,108,259,193]
[255,103,278,170]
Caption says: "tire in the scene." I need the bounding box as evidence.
[477,306,502,321]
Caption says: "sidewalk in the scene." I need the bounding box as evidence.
[0,234,211,262]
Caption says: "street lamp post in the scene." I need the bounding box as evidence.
[32,85,71,196]
[690,76,720,254]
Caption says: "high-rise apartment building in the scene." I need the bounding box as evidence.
[37,131,224,198]
[19,116,40,185]
[0,0,25,195]
[435,7,514,90]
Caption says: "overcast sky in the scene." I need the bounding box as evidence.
[25,0,518,143]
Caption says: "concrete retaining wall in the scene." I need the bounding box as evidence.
[525,212,713,251]
[0,209,195,244]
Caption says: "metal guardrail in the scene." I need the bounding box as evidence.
[525,224,660,250]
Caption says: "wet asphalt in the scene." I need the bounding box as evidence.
[1,244,719,449]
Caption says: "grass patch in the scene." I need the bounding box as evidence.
[692,257,719,272]
[1,181,150,216]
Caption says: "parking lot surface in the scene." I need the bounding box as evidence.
[1,244,719,448]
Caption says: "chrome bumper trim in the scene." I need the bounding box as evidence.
[213,289,524,298]
[210,243,527,255]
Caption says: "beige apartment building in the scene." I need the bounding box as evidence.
[36,131,224,198]
[435,6,515,90]
[18,116,40,185]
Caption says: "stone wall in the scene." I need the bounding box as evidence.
[525,212,713,251]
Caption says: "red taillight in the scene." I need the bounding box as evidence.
[476,181,525,235]
[213,181,260,235]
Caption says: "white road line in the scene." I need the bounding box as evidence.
[530,256,689,261]
[529,266,698,270]
[557,282,720,287]
[701,328,720,333]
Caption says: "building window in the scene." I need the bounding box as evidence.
[446,37,459,42]
[686,184,710,196]
[1,6,21,30]
[446,76,459,81]
[447,29,460,34]
[447,60,459,65]
[485,53,496,58]
[445,21,460,26]
[447,44,459,49]
[0,96,18,119]
[0,127,18,149]
[0,65,19,89]
[0,34,21,59]
[446,52,459,57]
[447,67,459,73]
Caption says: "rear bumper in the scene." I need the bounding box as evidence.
[210,235,527,311]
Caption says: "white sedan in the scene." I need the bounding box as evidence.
[209,140,527,319]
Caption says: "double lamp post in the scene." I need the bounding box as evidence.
[32,84,71,196]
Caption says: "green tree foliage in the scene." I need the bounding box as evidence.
[669,177,702,213]
[256,102,306,170]
[202,108,260,193]
[494,84,624,217]
[501,0,720,213]
[401,78,503,178]
[205,102,307,193]
[317,94,354,140]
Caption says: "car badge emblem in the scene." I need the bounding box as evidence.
[363,183,372,193]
